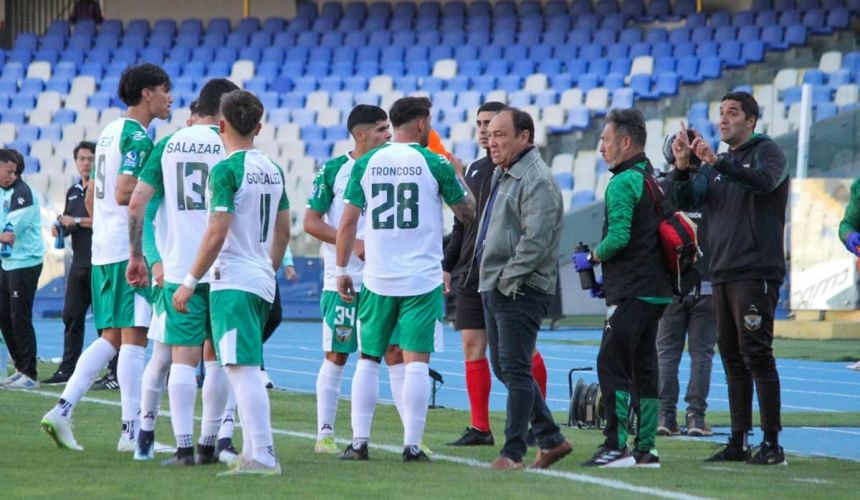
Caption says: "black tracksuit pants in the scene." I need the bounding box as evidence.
[58,265,92,374]
[0,264,42,379]
[712,280,782,435]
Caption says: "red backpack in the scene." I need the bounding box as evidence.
[633,165,702,295]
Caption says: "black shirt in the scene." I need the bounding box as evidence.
[64,181,92,268]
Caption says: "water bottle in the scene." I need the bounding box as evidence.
[574,242,596,290]
[53,221,65,249]
[0,223,13,258]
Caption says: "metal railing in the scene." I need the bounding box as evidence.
[2,0,76,48]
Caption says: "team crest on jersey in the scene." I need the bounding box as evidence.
[123,150,138,167]
[335,325,353,343]
[131,131,147,141]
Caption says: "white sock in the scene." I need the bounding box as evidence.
[225,365,276,468]
[168,363,198,449]
[350,359,379,443]
[218,387,237,440]
[58,337,116,417]
[402,362,431,448]
[200,361,228,446]
[118,344,146,436]
[140,341,171,432]
[316,359,344,439]
[387,362,406,426]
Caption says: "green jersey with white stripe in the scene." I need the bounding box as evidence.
[208,149,289,303]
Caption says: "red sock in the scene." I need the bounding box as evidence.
[465,359,492,432]
[532,351,547,399]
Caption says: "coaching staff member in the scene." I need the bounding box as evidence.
[478,107,569,470]
[673,91,788,466]
[43,141,95,385]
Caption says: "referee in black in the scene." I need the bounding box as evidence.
[42,141,95,385]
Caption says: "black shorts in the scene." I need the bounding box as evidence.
[454,286,485,331]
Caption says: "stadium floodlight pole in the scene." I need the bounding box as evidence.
[796,83,812,179]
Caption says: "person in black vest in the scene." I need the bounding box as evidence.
[673,92,788,465]
[574,108,672,468]
[43,142,96,385]
[655,131,717,438]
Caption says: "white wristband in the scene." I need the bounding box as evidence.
[335,266,349,277]
[182,273,199,290]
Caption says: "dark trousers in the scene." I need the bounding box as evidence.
[598,298,665,451]
[483,286,564,462]
[0,264,43,379]
[263,282,281,344]
[656,294,717,416]
[712,280,781,435]
[58,265,92,374]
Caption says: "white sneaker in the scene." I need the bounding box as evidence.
[5,373,39,390]
[117,432,136,452]
[261,369,273,389]
[847,361,860,371]
[1,371,23,388]
[216,458,282,477]
[218,447,241,467]
[154,441,176,454]
[41,407,83,451]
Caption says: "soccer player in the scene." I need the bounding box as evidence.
[304,105,400,454]
[41,63,172,451]
[126,79,239,464]
[336,97,476,461]
[173,90,290,476]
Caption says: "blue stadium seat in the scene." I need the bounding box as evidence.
[579,43,603,62]
[577,73,600,93]
[826,8,850,30]
[779,10,801,28]
[270,77,293,95]
[607,43,630,60]
[45,77,70,94]
[699,56,722,79]
[610,87,634,109]
[4,139,28,154]
[88,93,111,111]
[784,24,807,47]
[267,108,291,126]
[815,102,838,122]
[244,77,268,95]
[651,42,673,59]
[23,156,40,174]
[256,62,279,81]
[668,27,691,44]
[608,57,631,75]
[319,76,342,93]
[301,124,325,142]
[630,74,655,99]
[603,73,626,92]
[676,56,702,84]
[354,61,379,78]
[15,33,38,51]
[710,10,732,27]
[16,124,39,143]
[782,86,802,106]
[696,41,719,58]
[59,48,84,66]
[248,32,273,50]
[341,76,366,92]
[811,86,833,105]
[733,10,756,27]
[443,76,468,93]
[471,75,496,94]
[293,76,318,94]
[741,41,765,63]
[19,79,44,97]
[761,25,788,50]
[421,77,444,93]
[237,17,261,35]
[586,58,610,77]
[654,72,679,96]
[572,190,596,207]
[258,92,280,111]
[537,59,563,77]
[394,76,418,93]
[828,69,852,87]
[280,92,304,109]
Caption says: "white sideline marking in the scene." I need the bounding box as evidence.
[26,390,711,500]
[792,478,834,485]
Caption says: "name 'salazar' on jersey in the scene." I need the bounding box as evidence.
[370,166,423,176]
[165,142,223,155]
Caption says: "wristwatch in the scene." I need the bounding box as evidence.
[74,217,81,227]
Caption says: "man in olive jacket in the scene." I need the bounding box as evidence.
[477,107,570,471]
[673,91,789,466]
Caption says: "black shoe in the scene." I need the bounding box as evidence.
[41,371,71,385]
[447,427,494,446]
[92,373,119,390]
[196,444,218,465]
[161,448,195,466]
[704,438,752,462]
[216,437,236,455]
[402,445,431,462]
[747,441,787,466]
[582,445,635,468]
[525,428,538,447]
[633,449,661,469]
[134,430,155,461]
[340,443,369,460]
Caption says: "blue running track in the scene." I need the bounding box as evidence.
[30,319,860,461]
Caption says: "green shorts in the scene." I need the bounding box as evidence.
[92,261,151,330]
[162,282,211,346]
[320,290,358,353]
[210,289,271,366]
[147,284,166,343]
[357,285,444,357]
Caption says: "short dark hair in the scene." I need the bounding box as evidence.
[188,99,199,115]
[347,105,387,132]
[721,91,760,123]
[118,63,171,106]
[389,97,431,128]
[478,101,506,114]
[500,107,535,144]
[0,148,25,176]
[220,90,263,136]
[196,78,240,118]
[73,141,96,159]
[605,108,647,148]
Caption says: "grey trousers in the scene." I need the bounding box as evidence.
[656,294,717,416]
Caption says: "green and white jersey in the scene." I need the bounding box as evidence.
[139,124,225,284]
[306,153,365,292]
[344,142,467,296]
[208,149,289,303]
[92,118,153,265]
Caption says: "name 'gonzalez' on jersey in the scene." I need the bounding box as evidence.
[343,143,467,297]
